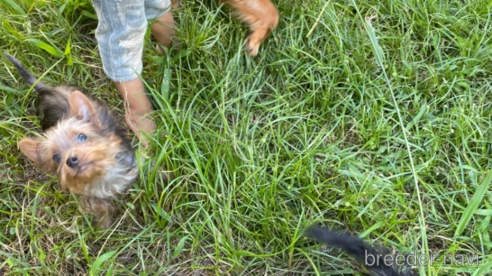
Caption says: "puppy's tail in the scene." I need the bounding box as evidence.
[307,226,413,276]
[5,53,48,91]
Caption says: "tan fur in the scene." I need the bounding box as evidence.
[18,139,43,166]
[81,197,113,230]
[225,0,279,56]
[173,0,278,56]
[69,91,101,127]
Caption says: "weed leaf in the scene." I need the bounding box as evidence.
[455,170,492,237]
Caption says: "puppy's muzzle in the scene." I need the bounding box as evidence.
[66,155,79,168]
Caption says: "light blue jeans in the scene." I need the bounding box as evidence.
[91,0,172,82]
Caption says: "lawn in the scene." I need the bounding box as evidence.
[1,0,491,275]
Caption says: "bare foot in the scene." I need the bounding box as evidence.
[115,79,156,147]
[151,12,178,54]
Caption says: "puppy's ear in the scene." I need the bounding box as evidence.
[19,138,42,165]
[69,91,100,126]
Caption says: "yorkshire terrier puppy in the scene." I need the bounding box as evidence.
[7,54,137,229]
[308,226,414,276]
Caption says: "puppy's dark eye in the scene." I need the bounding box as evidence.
[78,133,87,142]
[53,153,61,163]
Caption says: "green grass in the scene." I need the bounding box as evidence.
[1,0,492,275]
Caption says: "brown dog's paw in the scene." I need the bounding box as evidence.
[244,24,276,56]
[245,32,260,56]
[227,0,279,56]
[244,27,274,56]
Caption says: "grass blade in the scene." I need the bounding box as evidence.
[2,0,26,15]
[364,16,385,66]
[25,38,64,57]
[472,259,492,276]
[90,250,117,276]
[172,236,189,258]
[455,170,492,237]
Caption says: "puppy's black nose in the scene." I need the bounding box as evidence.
[66,156,79,167]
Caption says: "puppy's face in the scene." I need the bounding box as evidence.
[19,92,122,195]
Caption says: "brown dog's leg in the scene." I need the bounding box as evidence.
[226,0,279,56]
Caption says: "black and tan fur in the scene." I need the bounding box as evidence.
[7,54,137,229]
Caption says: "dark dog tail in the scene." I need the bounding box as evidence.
[5,53,48,91]
[308,226,413,276]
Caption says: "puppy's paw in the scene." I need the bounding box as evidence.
[85,197,113,230]
[94,214,112,230]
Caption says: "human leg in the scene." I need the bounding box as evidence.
[145,0,177,52]
[151,12,178,53]
[115,79,156,144]
[91,0,156,145]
